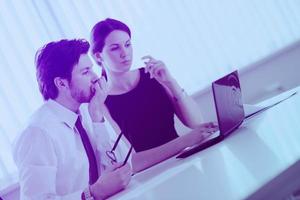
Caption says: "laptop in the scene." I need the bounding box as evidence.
[176,70,298,159]
[176,70,245,158]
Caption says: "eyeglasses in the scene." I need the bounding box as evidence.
[106,131,133,166]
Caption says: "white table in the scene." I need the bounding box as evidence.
[110,88,300,200]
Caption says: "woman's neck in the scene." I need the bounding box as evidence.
[106,69,139,94]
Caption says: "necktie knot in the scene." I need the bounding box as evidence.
[75,116,83,130]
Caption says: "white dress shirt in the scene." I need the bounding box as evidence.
[13,100,113,200]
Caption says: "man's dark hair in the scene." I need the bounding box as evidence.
[35,39,90,100]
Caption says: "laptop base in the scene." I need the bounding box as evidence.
[176,135,222,159]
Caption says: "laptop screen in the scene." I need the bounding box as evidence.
[212,70,245,137]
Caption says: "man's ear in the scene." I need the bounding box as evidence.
[93,52,103,65]
[54,77,68,90]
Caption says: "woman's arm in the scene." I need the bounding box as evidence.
[163,78,204,128]
[131,128,212,173]
[142,55,204,128]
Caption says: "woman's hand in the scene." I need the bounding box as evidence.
[186,122,219,146]
[142,55,174,86]
[195,122,219,133]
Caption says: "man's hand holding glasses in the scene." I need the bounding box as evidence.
[90,162,132,200]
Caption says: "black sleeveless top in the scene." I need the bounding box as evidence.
[105,68,179,152]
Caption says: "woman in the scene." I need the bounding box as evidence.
[90,18,217,172]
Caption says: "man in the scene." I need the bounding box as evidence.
[13,39,131,200]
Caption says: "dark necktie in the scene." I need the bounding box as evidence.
[75,117,99,185]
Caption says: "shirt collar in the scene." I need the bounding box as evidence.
[46,99,79,129]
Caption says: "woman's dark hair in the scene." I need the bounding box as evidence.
[90,18,131,55]
[35,39,90,100]
[90,18,131,78]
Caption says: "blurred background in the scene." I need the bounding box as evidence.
[1,0,300,195]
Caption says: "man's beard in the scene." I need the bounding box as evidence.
[70,86,93,103]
